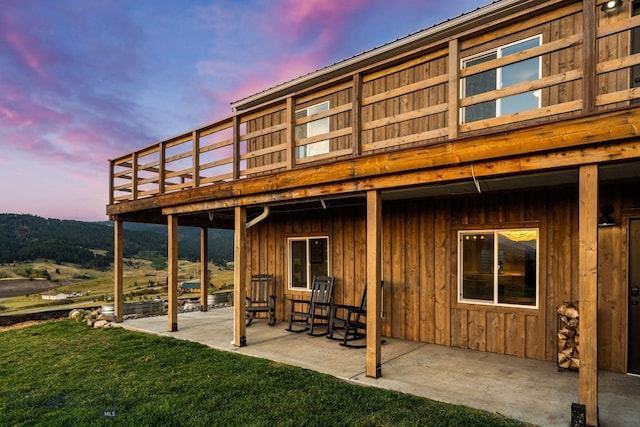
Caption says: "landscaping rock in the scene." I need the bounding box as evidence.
[93,319,111,328]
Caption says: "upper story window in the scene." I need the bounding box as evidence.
[458,229,538,308]
[288,236,329,290]
[295,101,329,158]
[461,35,542,123]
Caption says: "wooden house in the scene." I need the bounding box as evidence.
[107,1,640,424]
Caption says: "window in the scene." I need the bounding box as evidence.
[288,236,329,290]
[461,35,542,123]
[295,101,329,158]
[458,229,538,308]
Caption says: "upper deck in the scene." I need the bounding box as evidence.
[107,0,640,222]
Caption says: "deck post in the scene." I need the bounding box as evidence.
[113,219,124,323]
[366,190,382,378]
[200,226,209,311]
[582,0,596,114]
[233,206,247,347]
[168,214,179,332]
[578,164,598,426]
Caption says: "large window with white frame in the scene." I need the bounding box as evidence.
[458,229,538,308]
[295,101,330,159]
[288,236,329,290]
[461,35,542,123]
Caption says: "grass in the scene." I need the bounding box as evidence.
[0,320,530,427]
[0,259,235,313]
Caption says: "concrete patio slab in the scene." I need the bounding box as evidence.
[115,309,640,427]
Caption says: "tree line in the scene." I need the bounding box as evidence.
[0,214,233,268]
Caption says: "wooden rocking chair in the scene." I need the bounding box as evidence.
[245,274,276,326]
[286,275,335,336]
[328,286,367,348]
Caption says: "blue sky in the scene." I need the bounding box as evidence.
[0,0,489,221]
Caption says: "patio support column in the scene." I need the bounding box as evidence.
[366,190,382,378]
[578,164,598,426]
[200,226,209,311]
[168,214,179,332]
[233,206,247,347]
[113,219,124,323]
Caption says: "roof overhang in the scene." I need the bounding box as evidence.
[231,0,549,111]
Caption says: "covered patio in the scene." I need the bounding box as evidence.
[114,309,640,427]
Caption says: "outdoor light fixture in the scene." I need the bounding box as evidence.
[598,204,617,227]
[601,0,623,13]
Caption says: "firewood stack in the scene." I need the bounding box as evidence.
[557,303,579,370]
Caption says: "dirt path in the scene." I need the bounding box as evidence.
[0,278,66,298]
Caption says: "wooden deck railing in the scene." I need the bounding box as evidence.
[109,2,640,205]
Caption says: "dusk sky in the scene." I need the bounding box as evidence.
[1,0,489,221]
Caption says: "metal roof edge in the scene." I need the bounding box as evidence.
[230,0,544,111]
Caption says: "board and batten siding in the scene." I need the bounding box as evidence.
[245,181,636,373]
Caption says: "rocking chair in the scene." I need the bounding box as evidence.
[328,286,367,348]
[286,275,335,335]
[245,274,276,326]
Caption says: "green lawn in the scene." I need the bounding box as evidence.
[0,320,530,426]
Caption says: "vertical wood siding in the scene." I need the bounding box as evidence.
[247,182,637,372]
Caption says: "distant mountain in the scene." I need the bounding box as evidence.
[0,214,233,267]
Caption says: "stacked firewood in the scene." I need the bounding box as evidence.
[557,303,579,370]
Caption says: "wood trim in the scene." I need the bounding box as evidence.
[200,137,233,153]
[241,122,287,141]
[132,152,138,201]
[352,73,362,156]
[460,69,583,107]
[286,97,295,169]
[597,52,640,74]
[168,214,179,332]
[596,13,640,39]
[362,74,448,106]
[362,128,448,152]
[362,48,448,83]
[200,227,209,311]
[109,161,115,205]
[240,143,287,160]
[234,206,247,347]
[448,39,459,139]
[583,0,597,113]
[366,190,382,378]
[233,115,240,180]
[460,33,583,78]
[114,220,123,322]
[295,81,352,105]
[159,143,166,195]
[460,100,583,132]
[361,104,449,131]
[113,107,640,216]
[578,164,598,426]
[192,130,200,189]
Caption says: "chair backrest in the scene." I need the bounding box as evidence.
[357,286,367,311]
[310,275,334,304]
[249,274,273,303]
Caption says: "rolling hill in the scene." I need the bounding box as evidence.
[0,214,233,267]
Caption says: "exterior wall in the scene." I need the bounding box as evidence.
[246,181,639,373]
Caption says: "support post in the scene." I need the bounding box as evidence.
[200,226,209,311]
[582,0,596,114]
[113,219,124,323]
[233,206,247,347]
[286,97,296,169]
[448,39,459,139]
[168,214,179,332]
[578,164,598,426]
[366,190,382,378]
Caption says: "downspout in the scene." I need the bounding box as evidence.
[247,206,270,229]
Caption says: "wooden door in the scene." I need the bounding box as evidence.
[629,219,640,374]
